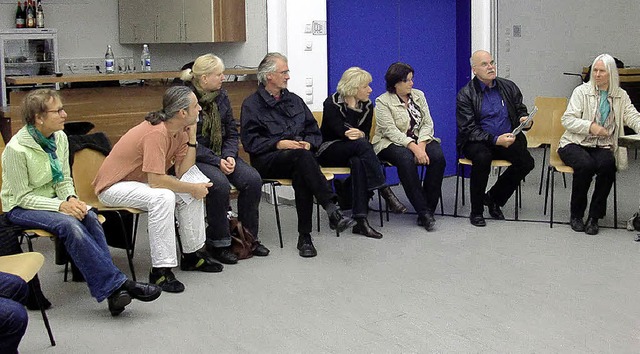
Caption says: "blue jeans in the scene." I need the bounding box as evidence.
[0,272,28,354]
[7,208,126,302]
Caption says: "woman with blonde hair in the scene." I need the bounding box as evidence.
[180,54,269,262]
[317,67,407,239]
[558,53,640,235]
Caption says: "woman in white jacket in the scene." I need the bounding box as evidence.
[558,53,640,235]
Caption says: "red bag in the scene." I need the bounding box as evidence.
[229,217,255,260]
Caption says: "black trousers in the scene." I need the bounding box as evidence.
[197,158,262,248]
[252,149,336,234]
[317,138,386,218]
[557,144,616,219]
[462,134,534,215]
[377,141,446,215]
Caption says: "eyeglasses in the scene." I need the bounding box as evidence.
[46,107,65,114]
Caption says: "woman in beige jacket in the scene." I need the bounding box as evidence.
[558,53,640,235]
[372,62,446,231]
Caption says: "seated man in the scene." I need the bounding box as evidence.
[2,89,161,316]
[0,271,28,353]
[94,86,220,293]
[456,50,535,227]
[240,52,355,258]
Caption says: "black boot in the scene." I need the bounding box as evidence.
[352,218,383,239]
[379,186,407,214]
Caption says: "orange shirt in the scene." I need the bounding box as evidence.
[93,121,188,194]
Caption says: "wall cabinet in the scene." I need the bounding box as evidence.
[119,0,246,44]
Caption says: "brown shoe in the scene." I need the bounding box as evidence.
[379,186,408,214]
[352,218,383,239]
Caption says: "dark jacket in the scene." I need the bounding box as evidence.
[456,76,529,151]
[187,83,239,167]
[320,92,373,143]
[240,84,322,163]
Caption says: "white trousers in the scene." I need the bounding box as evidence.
[98,181,206,268]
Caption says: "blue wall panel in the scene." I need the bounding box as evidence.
[327,0,471,177]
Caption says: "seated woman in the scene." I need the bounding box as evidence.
[372,62,446,231]
[317,67,407,239]
[558,53,640,235]
[1,89,161,316]
[180,54,269,263]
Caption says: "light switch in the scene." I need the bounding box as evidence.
[304,41,313,51]
[305,95,313,104]
[304,24,312,33]
[305,87,313,95]
[305,78,313,86]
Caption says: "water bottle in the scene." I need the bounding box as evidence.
[141,44,151,72]
[105,45,115,74]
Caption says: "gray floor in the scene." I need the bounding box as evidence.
[18,148,640,353]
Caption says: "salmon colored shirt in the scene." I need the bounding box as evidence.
[93,120,188,194]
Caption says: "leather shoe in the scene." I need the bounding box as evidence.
[352,218,383,239]
[417,213,435,231]
[107,289,131,317]
[208,246,238,265]
[252,242,270,257]
[570,217,585,232]
[585,217,599,235]
[297,233,317,258]
[470,213,486,227]
[328,208,357,232]
[483,193,505,220]
[379,186,408,214]
[122,280,162,302]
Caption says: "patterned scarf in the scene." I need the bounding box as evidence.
[27,124,63,184]
[197,89,222,155]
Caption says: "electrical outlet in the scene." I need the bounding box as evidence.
[312,20,327,35]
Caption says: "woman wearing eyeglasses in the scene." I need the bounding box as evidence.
[372,62,446,231]
[317,67,407,239]
[1,89,162,316]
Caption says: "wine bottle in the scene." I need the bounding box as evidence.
[26,0,35,28]
[15,1,25,29]
[105,45,115,74]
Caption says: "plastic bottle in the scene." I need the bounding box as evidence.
[105,45,115,74]
[140,44,151,72]
[15,1,25,29]
[35,0,44,28]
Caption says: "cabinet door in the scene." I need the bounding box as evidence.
[183,0,214,42]
[118,0,156,44]
[212,0,246,42]
[156,0,184,43]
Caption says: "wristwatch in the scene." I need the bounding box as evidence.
[186,141,198,148]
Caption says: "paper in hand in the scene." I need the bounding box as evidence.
[177,165,211,204]
[512,106,538,135]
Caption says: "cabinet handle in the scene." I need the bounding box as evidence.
[184,23,188,42]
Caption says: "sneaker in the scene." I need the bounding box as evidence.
[149,268,185,293]
[180,249,224,272]
[296,233,317,258]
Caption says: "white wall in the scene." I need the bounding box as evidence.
[0,0,267,73]
[497,0,640,107]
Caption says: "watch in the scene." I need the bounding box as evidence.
[186,141,198,148]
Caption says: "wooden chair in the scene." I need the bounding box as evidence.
[526,97,568,194]
[543,110,617,228]
[453,158,521,220]
[72,148,143,280]
[0,252,55,346]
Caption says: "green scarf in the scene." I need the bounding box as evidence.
[27,124,63,184]
[197,89,222,155]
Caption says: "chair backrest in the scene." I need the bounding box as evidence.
[549,109,568,168]
[526,96,568,148]
[71,148,105,206]
[312,111,323,127]
[0,146,5,214]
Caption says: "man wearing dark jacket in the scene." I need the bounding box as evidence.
[240,52,355,257]
[456,50,534,227]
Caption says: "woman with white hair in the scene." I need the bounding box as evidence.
[559,53,640,235]
[317,67,407,239]
[180,54,269,262]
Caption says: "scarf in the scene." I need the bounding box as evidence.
[598,90,610,126]
[27,124,63,184]
[197,89,222,155]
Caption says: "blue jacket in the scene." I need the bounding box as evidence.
[240,84,321,163]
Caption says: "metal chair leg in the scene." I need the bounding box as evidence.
[31,274,56,346]
[270,182,283,248]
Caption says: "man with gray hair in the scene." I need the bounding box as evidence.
[94,86,221,293]
[456,50,534,227]
[241,52,355,258]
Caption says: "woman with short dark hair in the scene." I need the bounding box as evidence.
[372,62,446,231]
